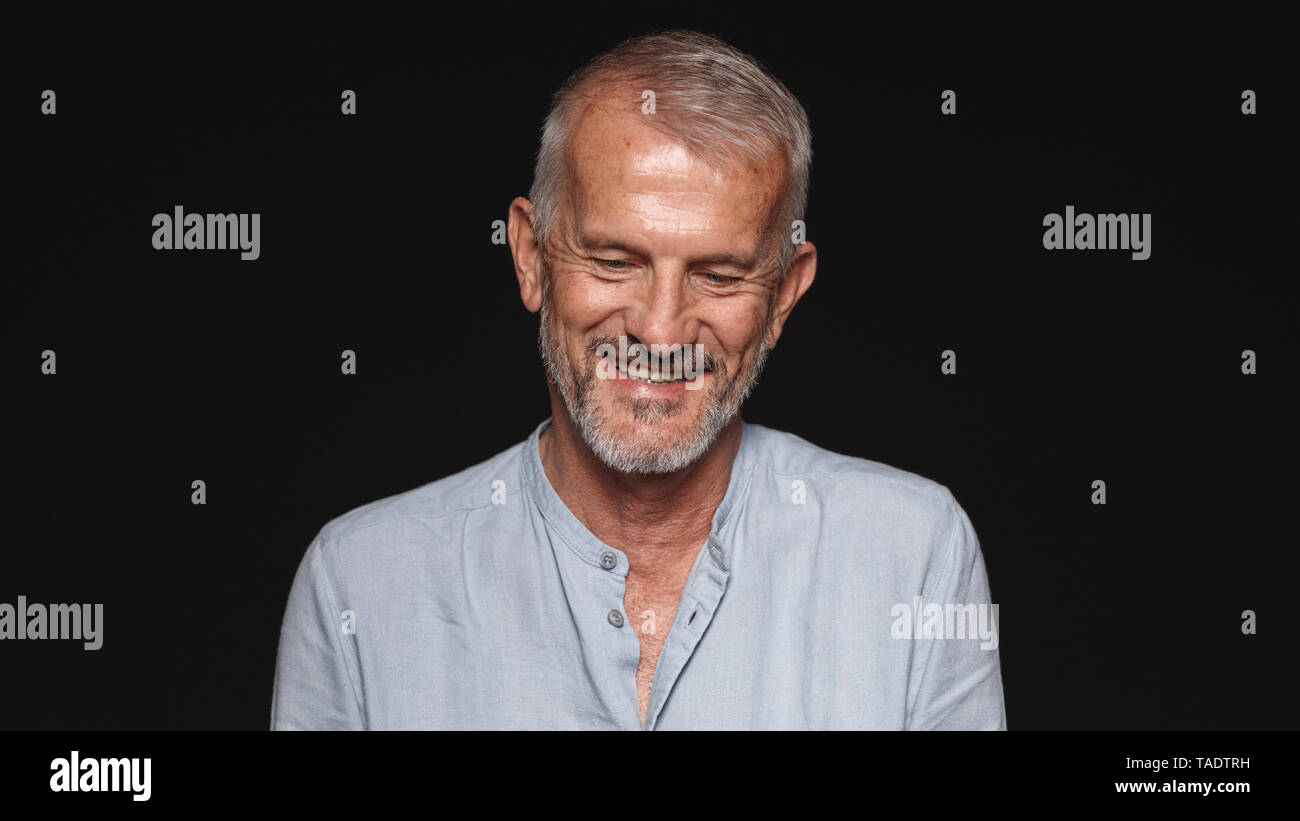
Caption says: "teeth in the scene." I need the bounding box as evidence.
[620,362,681,384]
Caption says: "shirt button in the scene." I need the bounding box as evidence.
[607,609,625,628]
[599,551,617,569]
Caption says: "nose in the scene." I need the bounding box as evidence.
[623,266,699,351]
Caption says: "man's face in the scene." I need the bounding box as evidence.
[536,97,786,474]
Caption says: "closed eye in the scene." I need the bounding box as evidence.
[699,272,741,286]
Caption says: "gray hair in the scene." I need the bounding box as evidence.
[527,29,812,278]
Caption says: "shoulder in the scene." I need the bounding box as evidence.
[310,435,528,563]
[739,423,970,564]
[742,422,959,514]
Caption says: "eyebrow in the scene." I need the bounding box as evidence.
[577,231,761,271]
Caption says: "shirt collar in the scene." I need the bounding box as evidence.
[520,416,755,573]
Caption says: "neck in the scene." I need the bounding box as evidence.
[539,400,742,583]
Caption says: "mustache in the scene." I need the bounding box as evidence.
[584,334,718,373]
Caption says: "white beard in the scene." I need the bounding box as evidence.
[538,291,770,475]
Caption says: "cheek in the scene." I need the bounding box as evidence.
[552,273,624,329]
[706,298,770,356]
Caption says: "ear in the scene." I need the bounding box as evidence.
[507,196,544,313]
[765,241,817,347]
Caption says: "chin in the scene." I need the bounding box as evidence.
[582,409,717,475]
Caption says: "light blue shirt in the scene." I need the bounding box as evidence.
[271,417,1006,730]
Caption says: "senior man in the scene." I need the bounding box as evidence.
[271,29,1006,730]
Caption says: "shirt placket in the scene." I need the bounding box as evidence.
[643,534,731,730]
[523,417,749,731]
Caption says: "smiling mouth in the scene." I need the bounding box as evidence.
[616,360,693,385]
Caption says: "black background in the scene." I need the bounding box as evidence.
[3,8,1296,729]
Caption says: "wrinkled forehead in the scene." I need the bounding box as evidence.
[563,93,786,246]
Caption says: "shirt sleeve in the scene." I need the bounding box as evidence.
[270,536,367,730]
[905,491,1007,730]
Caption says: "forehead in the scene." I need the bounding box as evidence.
[565,94,784,245]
